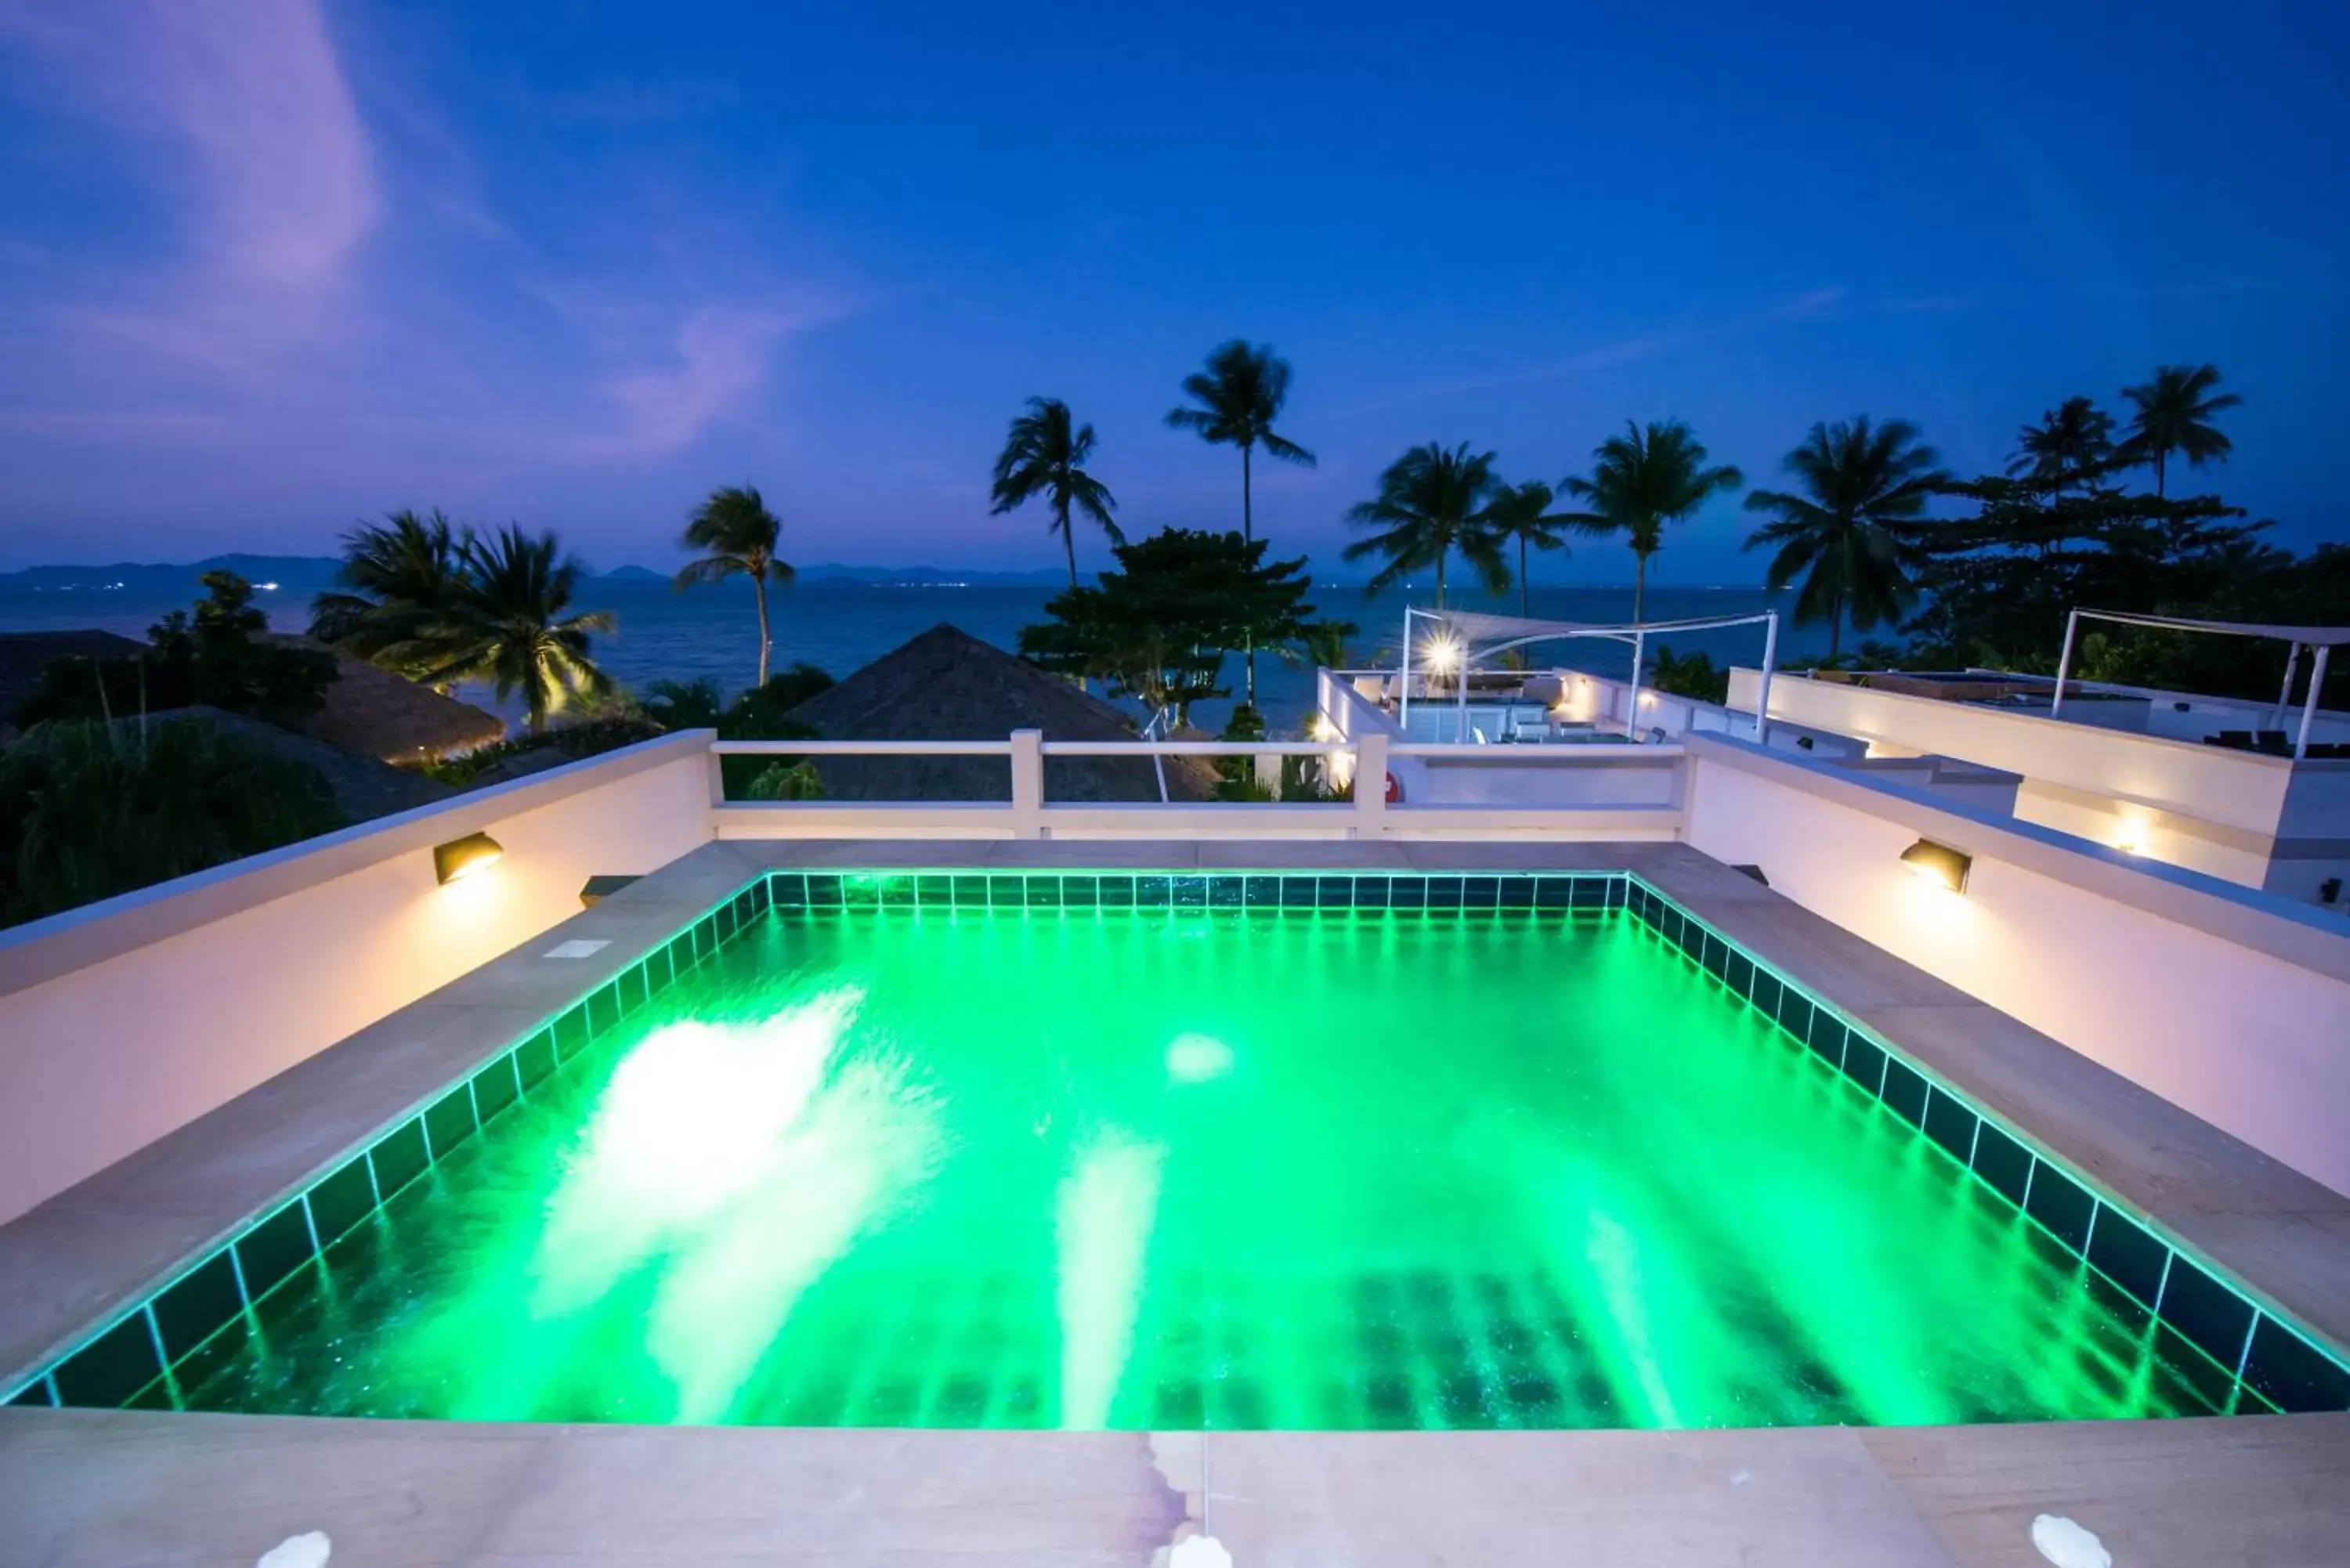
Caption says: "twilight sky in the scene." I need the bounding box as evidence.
[1,0,2345,580]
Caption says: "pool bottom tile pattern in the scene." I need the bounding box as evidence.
[6,868,2345,1429]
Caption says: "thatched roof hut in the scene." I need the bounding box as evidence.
[134,706,456,820]
[783,623,1220,802]
[266,635,506,764]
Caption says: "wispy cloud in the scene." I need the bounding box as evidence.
[2,0,378,367]
[601,306,802,458]
[1769,286,1849,320]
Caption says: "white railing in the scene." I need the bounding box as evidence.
[706,730,1685,840]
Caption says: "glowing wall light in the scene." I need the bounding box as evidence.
[433,831,504,885]
[1898,837,1971,894]
[1423,635,1462,674]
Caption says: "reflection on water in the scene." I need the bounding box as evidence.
[1054,1129,1164,1429]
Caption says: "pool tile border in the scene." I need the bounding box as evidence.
[5,865,2344,1422]
[1621,876,2350,1417]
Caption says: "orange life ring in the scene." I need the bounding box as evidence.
[1384,770,1402,804]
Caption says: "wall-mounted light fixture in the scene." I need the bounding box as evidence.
[1899,837,1971,894]
[433,831,504,885]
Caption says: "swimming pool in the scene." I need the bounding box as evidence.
[11,869,2347,1427]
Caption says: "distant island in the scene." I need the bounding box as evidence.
[0,556,1079,593]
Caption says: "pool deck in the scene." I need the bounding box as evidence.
[5,836,2348,1565]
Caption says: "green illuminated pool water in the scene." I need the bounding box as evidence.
[164,903,2252,1428]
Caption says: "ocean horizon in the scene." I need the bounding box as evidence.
[0,574,1825,735]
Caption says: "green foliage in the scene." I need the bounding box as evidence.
[1646,645,1730,705]
[991,396,1122,587]
[2119,363,2239,498]
[1742,416,1950,659]
[676,485,794,687]
[417,710,667,787]
[1019,529,1318,727]
[642,677,725,730]
[1341,443,1507,606]
[1484,480,1575,617]
[1293,619,1359,671]
[15,573,337,730]
[0,717,344,927]
[2008,398,2117,490]
[1561,420,1743,621]
[426,527,615,731]
[743,760,824,801]
[308,508,470,679]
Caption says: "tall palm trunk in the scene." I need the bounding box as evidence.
[1518,537,1530,618]
[1435,550,1448,609]
[2153,449,2167,499]
[1632,552,1647,624]
[1241,440,1256,701]
[1059,497,1078,589]
[752,573,772,688]
[1828,591,1845,662]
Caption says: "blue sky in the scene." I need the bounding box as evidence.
[1,0,2345,580]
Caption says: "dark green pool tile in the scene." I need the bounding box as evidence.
[582,984,619,1040]
[770,873,807,907]
[880,876,916,909]
[1879,1060,1929,1127]
[913,874,950,906]
[233,1201,315,1301]
[1922,1089,1978,1165]
[551,1003,588,1060]
[665,931,696,978]
[1279,876,1315,909]
[805,873,842,906]
[1840,1034,1888,1097]
[950,874,988,907]
[1968,1122,2031,1207]
[2243,1316,2350,1412]
[1063,874,1099,909]
[1025,875,1061,908]
[616,962,649,1014]
[369,1117,430,1200]
[1243,875,1279,908]
[1574,876,1611,910]
[642,946,673,996]
[1388,876,1426,909]
[471,1055,520,1125]
[1351,876,1389,909]
[53,1313,160,1408]
[515,1030,556,1090]
[424,1086,476,1161]
[1424,876,1463,912]
[2087,1207,2167,1310]
[1173,875,1208,909]
[152,1253,243,1361]
[1534,876,1573,909]
[1725,950,1755,999]
[1751,970,1784,1022]
[2157,1255,2254,1370]
[1461,876,1500,909]
[1495,878,1533,910]
[2024,1163,2095,1252]
[1777,992,1816,1048]
[1806,1013,1846,1069]
[1137,876,1170,908]
[1097,874,1134,907]
[308,1153,378,1245]
[1317,876,1352,909]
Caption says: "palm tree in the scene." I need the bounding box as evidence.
[2118,364,2240,497]
[2006,397,2115,490]
[308,508,473,680]
[674,486,793,688]
[1166,340,1316,699]
[1742,416,1950,660]
[989,397,1123,589]
[1560,421,1742,623]
[432,527,615,732]
[1484,480,1575,618]
[1341,443,1506,607]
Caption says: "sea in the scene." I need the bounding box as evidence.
[0,575,1827,735]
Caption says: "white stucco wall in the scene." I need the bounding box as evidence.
[1683,735,2350,1197]
[0,735,716,1223]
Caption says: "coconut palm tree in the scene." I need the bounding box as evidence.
[1742,416,1950,660]
[1166,340,1316,700]
[1484,480,1575,618]
[2118,364,2240,498]
[989,397,1123,589]
[1560,421,1742,623]
[2006,397,2115,490]
[674,486,793,688]
[308,508,473,680]
[1341,443,1506,608]
[432,527,615,732]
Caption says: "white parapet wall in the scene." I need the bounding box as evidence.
[1681,732,2350,1197]
[0,732,717,1224]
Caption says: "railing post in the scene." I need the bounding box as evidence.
[703,731,728,815]
[1010,728,1045,838]
[1354,732,1389,837]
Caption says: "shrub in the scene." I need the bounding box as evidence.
[13,573,336,730]
[0,717,345,927]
